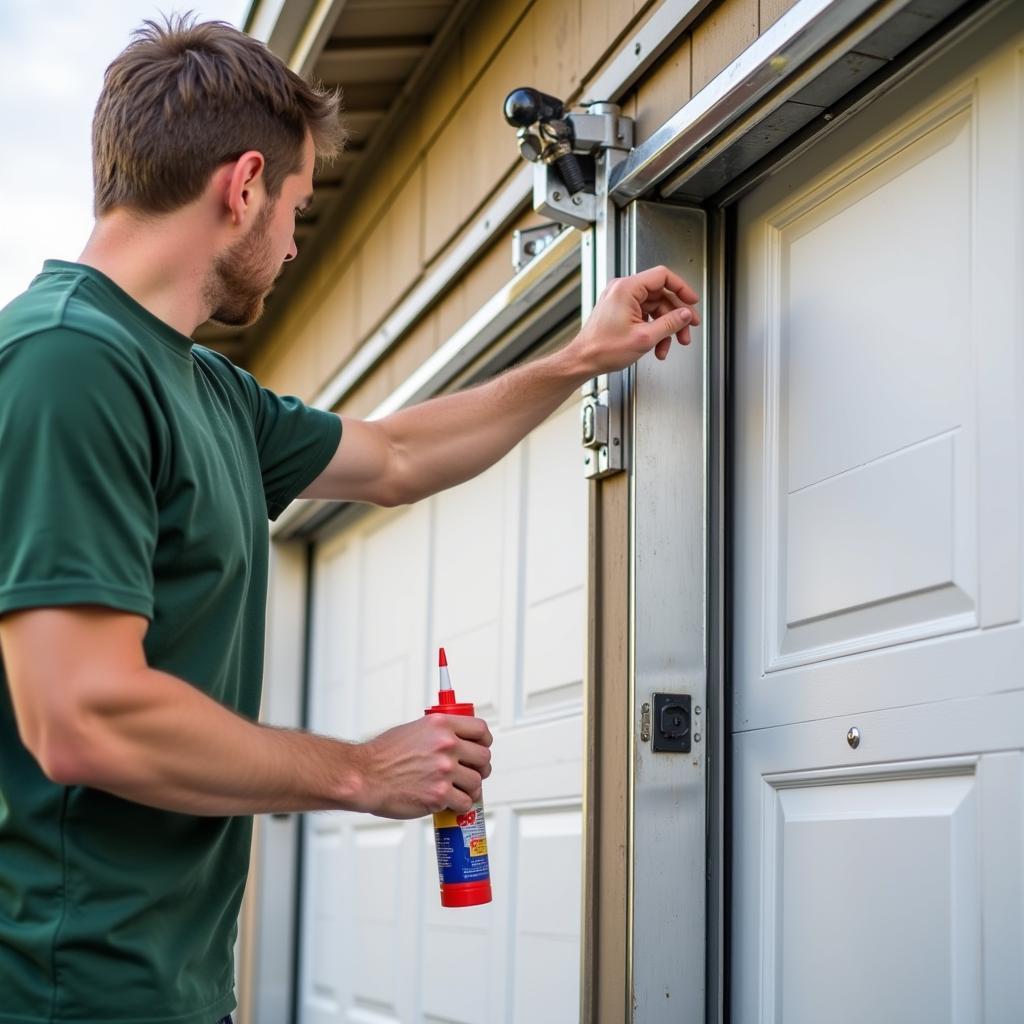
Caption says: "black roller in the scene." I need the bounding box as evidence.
[503,87,565,127]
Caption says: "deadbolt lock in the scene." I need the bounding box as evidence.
[651,692,691,753]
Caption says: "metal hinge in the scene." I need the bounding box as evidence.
[581,372,623,478]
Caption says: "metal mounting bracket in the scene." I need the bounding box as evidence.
[533,104,634,230]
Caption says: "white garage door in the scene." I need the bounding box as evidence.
[731,7,1024,1022]
[297,401,587,1024]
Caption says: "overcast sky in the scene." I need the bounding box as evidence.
[0,1,252,309]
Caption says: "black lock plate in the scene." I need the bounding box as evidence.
[651,692,691,753]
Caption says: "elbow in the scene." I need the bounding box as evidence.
[374,483,415,508]
[25,717,112,788]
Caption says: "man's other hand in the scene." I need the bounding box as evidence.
[354,713,493,819]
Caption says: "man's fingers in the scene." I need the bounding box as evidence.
[631,265,700,306]
[447,715,492,747]
[451,763,483,799]
[643,306,693,348]
[651,287,701,326]
[454,737,492,777]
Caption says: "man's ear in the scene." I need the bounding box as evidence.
[223,151,266,226]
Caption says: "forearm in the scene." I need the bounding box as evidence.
[383,346,589,503]
[55,664,365,816]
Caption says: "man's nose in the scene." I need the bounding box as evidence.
[284,237,298,263]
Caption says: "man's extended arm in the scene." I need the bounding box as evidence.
[1,605,491,818]
[300,265,699,507]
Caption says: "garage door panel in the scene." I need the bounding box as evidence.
[776,772,979,1024]
[521,588,585,715]
[780,99,971,495]
[307,824,347,1014]
[758,92,979,675]
[483,716,583,805]
[510,806,581,1024]
[732,691,1024,1024]
[347,822,419,1023]
[301,400,585,1023]
[361,505,430,673]
[735,26,1021,730]
[523,406,587,603]
[310,540,360,737]
[433,620,502,721]
[732,11,1024,1020]
[432,461,509,636]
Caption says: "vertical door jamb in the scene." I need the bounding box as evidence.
[625,199,709,1023]
[580,143,633,1023]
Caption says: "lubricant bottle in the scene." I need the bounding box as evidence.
[424,648,493,907]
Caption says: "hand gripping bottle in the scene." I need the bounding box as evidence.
[425,648,493,907]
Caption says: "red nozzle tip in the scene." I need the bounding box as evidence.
[439,647,447,667]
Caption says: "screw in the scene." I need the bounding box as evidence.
[552,190,563,201]
[695,706,701,715]
[613,437,620,446]
[634,41,642,56]
[572,194,582,205]
[823,113,834,122]
[694,733,702,743]
[847,726,861,749]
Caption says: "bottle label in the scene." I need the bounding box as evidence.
[432,801,490,885]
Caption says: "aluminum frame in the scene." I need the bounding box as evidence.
[626,201,708,1023]
[611,0,913,204]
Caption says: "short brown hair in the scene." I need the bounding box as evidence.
[92,13,346,216]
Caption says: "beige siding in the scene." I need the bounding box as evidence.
[634,34,693,144]
[760,0,800,31]
[691,0,759,93]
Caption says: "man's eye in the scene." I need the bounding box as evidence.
[295,207,307,220]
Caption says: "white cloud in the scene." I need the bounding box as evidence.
[0,0,252,308]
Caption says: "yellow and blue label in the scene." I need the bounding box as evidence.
[433,802,490,885]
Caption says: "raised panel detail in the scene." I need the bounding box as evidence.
[781,106,971,494]
[510,807,582,1024]
[357,505,430,736]
[309,827,345,1010]
[349,824,408,1021]
[521,405,586,716]
[431,461,509,721]
[780,431,977,658]
[762,95,980,670]
[760,763,981,1024]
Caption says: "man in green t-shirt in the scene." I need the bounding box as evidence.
[0,15,698,1024]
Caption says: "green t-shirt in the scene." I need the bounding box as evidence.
[0,261,342,1023]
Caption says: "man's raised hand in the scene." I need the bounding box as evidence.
[569,264,701,374]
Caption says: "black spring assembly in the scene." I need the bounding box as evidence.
[503,87,587,196]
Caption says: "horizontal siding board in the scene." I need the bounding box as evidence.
[691,0,758,93]
[634,33,693,144]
